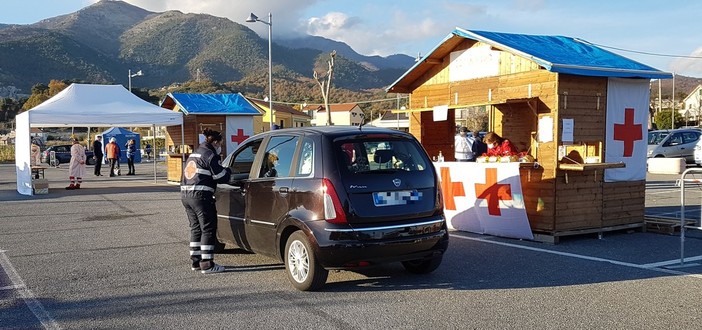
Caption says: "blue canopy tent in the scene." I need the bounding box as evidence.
[100,127,141,164]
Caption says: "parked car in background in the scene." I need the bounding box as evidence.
[215,126,449,291]
[41,145,95,165]
[647,129,670,145]
[694,139,702,166]
[647,128,701,163]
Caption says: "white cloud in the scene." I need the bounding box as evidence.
[302,10,448,56]
[125,0,318,38]
[671,47,702,76]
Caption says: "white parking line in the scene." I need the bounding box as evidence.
[642,255,702,268]
[0,250,61,330]
[450,234,702,279]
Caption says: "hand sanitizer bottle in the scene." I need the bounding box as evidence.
[438,151,444,162]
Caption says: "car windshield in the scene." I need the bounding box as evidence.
[648,131,669,145]
[336,138,428,174]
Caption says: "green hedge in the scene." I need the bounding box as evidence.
[0,145,15,162]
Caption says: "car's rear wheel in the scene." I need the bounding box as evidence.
[402,255,443,274]
[284,231,328,291]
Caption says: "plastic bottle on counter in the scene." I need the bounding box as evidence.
[437,151,444,162]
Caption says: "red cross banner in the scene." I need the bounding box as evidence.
[436,162,533,239]
[226,116,254,155]
[605,78,650,182]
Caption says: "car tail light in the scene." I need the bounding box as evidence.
[322,178,347,224]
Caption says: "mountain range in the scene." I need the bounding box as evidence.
[0,0,415,96]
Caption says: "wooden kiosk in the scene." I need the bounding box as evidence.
[387,28,671,242]
[160,93,263,183]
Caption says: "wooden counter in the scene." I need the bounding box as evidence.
[167,153,187,182]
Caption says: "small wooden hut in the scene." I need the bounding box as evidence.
[387,28,672,242]
[160,93,263,183]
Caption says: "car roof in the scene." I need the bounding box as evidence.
[667,128,700,133]
[253,126,415,140]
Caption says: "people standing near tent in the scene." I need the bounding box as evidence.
[66,138,86,190]
[92,135,103,176]
[30,143,42,179]
[181,128,231,274]
[125,139,136,175]
[105,137,121,177]
[144,143,152,161]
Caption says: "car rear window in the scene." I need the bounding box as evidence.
[336,139,429,174]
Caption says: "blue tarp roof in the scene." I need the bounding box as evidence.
[387,28,671,93]
[163,93,262,115]
[454,28,671,79]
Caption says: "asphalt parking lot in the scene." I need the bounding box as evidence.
[2,162,702,329]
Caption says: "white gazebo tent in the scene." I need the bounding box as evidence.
[15,84,184,195]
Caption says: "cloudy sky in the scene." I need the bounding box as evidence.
[2,0,702,77]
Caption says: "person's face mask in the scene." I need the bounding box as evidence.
[213,142,222,154]
[488,143,495,149]
[273,160,279,167]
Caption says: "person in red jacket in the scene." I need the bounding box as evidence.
[105,137,121,177]
[484,131,518,157]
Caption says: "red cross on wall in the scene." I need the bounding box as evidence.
[613,108,642,157]
[231,129,249,145]
[439,167,465,211]
[474,168,512,216]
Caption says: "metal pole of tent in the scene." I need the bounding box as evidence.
[153,124,157,184]
[181,123,186,174]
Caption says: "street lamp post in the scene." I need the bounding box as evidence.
[246,12,273,131]
[128,69,143,92]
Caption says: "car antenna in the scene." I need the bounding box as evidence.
[358,113,366,131]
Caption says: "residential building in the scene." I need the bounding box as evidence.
[248,98,312,130]
[369,111,409,132]
[305,103,364,126]
[682,84,702,123]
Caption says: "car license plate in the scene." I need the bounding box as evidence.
[372,190,422,206]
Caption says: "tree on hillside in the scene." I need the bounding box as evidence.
[21,80,69,111]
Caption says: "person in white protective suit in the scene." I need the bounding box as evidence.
[66,138,87,190]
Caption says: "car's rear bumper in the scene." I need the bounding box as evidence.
[311,218,449,269]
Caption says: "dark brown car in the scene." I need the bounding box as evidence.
[215,126,448,291]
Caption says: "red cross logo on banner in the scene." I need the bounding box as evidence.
[439,167,465,211]
[230,129,249,145]
[475,167,512,216]
[613,108,642,157]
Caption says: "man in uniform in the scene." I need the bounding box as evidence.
[181,129,231,274]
